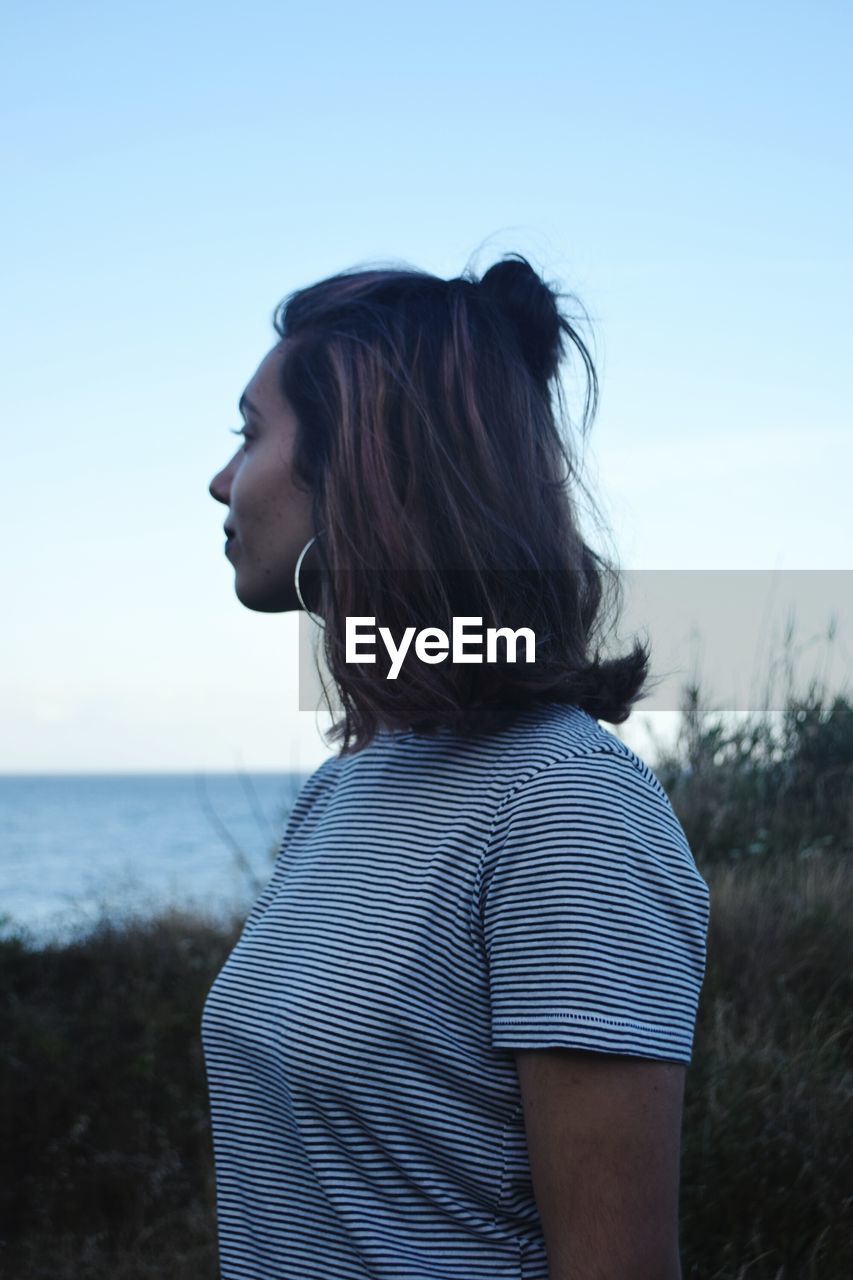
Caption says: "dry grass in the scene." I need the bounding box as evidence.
[681,852,852,1278]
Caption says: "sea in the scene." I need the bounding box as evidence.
[0,772,310,947]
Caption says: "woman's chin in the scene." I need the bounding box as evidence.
[233,570,300,614]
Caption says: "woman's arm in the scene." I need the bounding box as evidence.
[514,1048,686,1280]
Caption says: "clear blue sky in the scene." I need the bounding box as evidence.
[2,0,850,772]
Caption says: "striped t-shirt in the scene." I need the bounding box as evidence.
[201,699,711,1280]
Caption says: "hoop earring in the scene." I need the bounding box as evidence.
[294,534,326,628]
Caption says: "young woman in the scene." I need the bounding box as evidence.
[204,253,711,1280]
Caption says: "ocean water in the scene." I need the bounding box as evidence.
[0,772,309,946]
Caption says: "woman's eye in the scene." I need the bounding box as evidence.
[230,426,252,448]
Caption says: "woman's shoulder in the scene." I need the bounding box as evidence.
[486,700,663,796]
[484,703,701,877]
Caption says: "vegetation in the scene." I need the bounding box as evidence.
[2,628,851,1277]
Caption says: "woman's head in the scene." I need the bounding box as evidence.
[210,251,654,753]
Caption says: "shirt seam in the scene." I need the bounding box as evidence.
[492,1011,686,1036]
[469,740,653,946]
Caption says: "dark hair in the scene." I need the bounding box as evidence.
[271,250,656,755]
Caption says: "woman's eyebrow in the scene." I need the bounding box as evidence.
[238,392,263,420]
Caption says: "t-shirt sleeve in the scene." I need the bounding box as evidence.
[475,748,711,1065]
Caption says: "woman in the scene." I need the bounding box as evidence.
[204,252,710,1280]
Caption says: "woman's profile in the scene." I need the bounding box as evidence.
[205,251,710,1279]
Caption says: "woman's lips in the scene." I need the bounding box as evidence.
[225,535,236,556]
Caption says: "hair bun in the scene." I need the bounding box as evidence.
[478,253,564,384]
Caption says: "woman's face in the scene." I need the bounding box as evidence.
[209,341,315,613]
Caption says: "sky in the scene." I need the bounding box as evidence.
[2,0,851,774]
